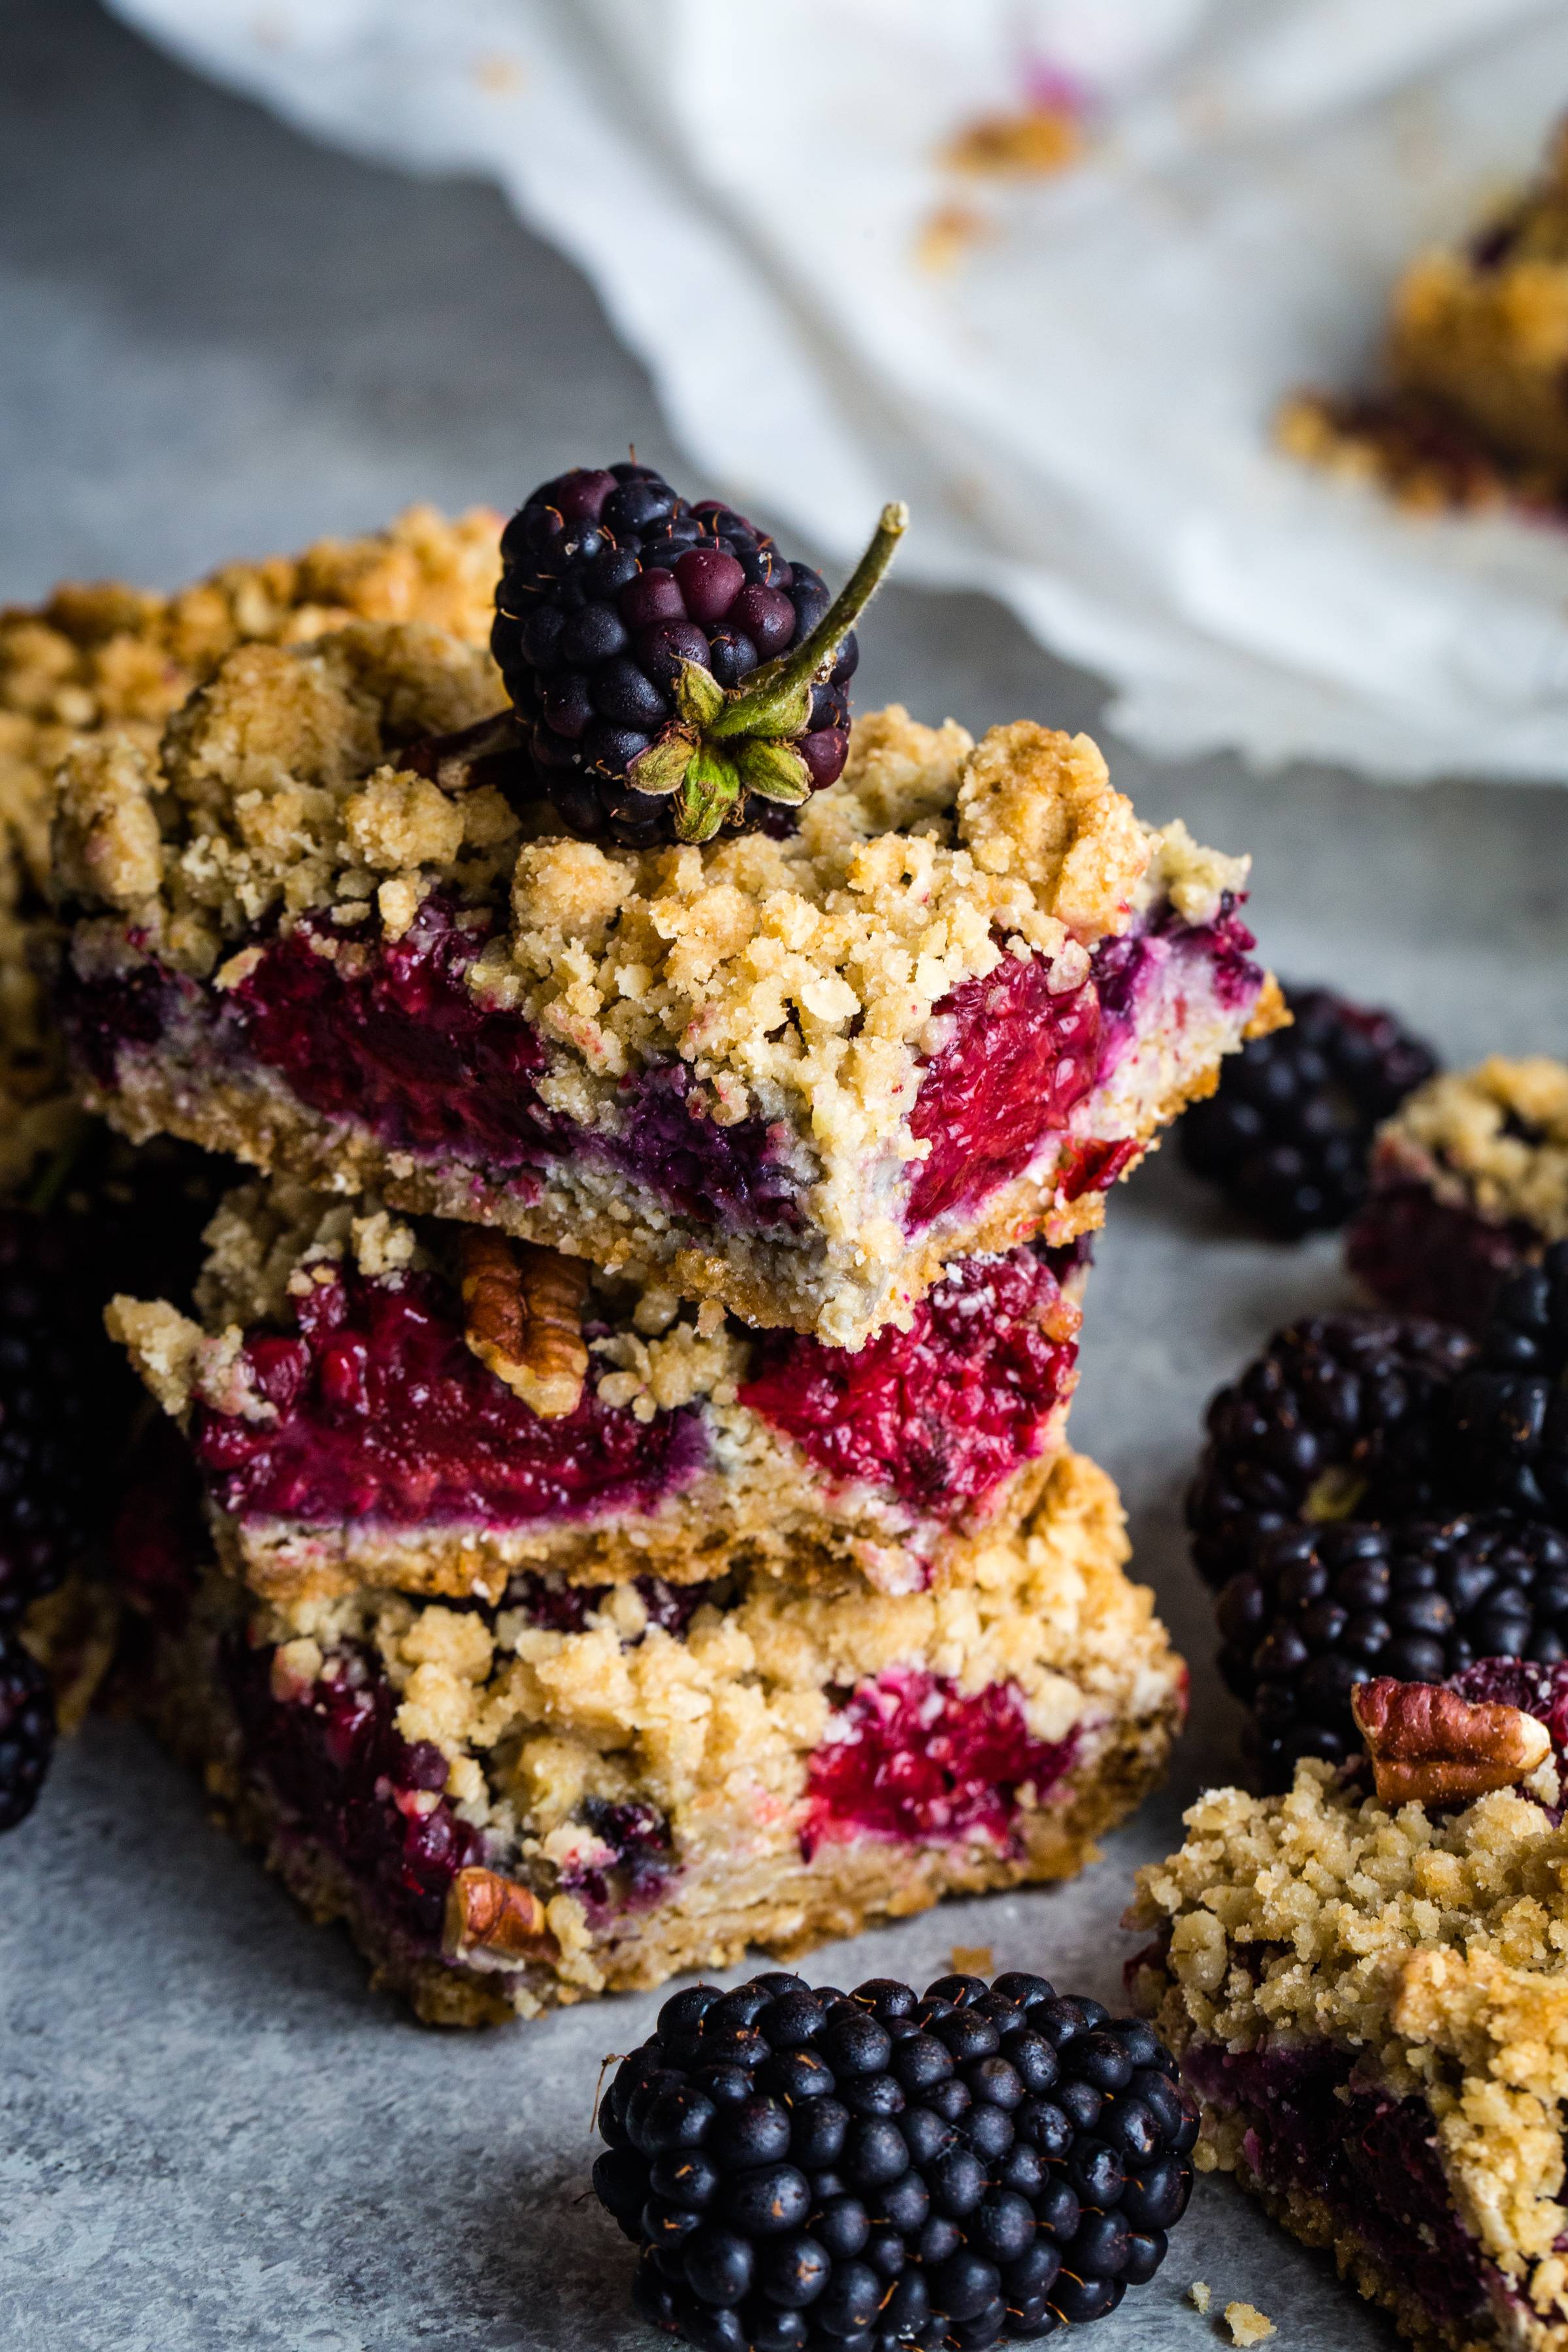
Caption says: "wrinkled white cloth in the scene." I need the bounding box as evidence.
[110,0,1568,781]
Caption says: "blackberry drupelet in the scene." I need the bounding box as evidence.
[491,463,906,847]
[0,1620,56,1831]
[1215,1511,1568,1789]
[1187,1313,1476,1590]
[1179,985,1437,1240]
[1450,1242,1568,1525]
[592,1967,1196,2350]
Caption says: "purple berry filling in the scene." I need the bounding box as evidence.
[556,1797,674,1920]
[1182,2038,1505,2332]
[191,1256,708,1531]
[504,1571,728,1638]
[798,1667,1080,1860]
[1348,1181,1539,1335]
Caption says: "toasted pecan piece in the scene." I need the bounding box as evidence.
[1352,1674,1551,1806]
[442,1867,559,1967]
[459,1230,589,1418]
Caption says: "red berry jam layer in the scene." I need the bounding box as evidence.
[1347,1181,1536,1334]
[904,904,1263,1233]
[798,1667,1079,1860]
[191,1257,708,1529]
[223,1632,483,1950]
[740,1245,1079,1511]
[1181,2038,1504,2334]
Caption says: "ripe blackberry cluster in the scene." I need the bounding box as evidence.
[0,1620,55,1832]
[593,1967,1196,2352]
[493,463,900,849]
[1450,1243,1568,1526]
[1179,985,1437,1240]
[1186,1312,1476,1590]
[1215,1511,1568,1789]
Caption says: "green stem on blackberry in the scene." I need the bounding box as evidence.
[710,500,908,743]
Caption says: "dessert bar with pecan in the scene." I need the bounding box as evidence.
[1348,1057,1568,1332]
[51,617,1280,1347]
[1130,1665,1568,2352]
[108,1176,1086,1601]
[119,1446,1184,2023]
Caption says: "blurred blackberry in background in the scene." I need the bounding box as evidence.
[0,1617,56,1831]
[593,1967,1197,2349]
[1180,985,1437,1239]
[1215,1511,1568,1789]
[492,463,897,849]
[1450,1243,1568,1526]
[1187,1313,1475,1590]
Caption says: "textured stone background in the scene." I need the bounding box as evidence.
[4,4,1567,2346]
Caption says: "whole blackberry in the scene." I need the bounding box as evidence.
[1215,1511,1568,1789]
[491,463,906,847]
[1180,985,1437,1239]
[1187,1313,1476,1590]
[0,1621,56,1830]
[1450,1243,1568,1524]
[592,1967,1196,2351]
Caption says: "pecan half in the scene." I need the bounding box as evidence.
[1351,1675,1552,1806]
[443,1867,559,1967]
[459,1230,589,1418]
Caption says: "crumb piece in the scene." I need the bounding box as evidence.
[941,105,1083,179]
[1224,2303,1275,2346]
[916,203,991,274]
[1188,2283,1211,2314]
[950,1945,994,1978]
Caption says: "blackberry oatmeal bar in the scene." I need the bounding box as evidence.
[120,1446,1184,2023]
[0,505,500,1194]
[107,1176,1086,1601]
[50,621,1281,1347]
[1280,116,1568,512]
[1128,1671,1568,2352]
[1349,1058,1568,1333]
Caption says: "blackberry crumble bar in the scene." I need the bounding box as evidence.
[1279,116,1568,512]
[1129,1714,1568,2352]
[52,621,1281,1346]
[107,1176,1086,1602]
[0,504,500,1193]
[119,1446,1184,2023]
[1349,1058,1568,1332]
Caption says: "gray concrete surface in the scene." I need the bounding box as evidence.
[3,3,1567,2347]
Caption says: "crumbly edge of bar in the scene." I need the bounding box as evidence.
[86,954,1279,1347]
[1127,1763,1568,2308]
[1373,1059,1568,1239]
[0,508,503,1194]
[52,603,1256,1222]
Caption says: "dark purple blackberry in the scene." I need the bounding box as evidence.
[592,1967,1196,2350]
[0,1620,56,1830]
[0,1207,105,1625]
[1450,1243,1568,1526]
[1215,1510,1568,1789]
[1180,986,1437,1240]
[490,463,906,847]
[1187,1313,1476,1590]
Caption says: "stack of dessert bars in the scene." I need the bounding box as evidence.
[41,509,1279,2023]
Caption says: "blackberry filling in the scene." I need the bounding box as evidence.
[1347,1181,1535,1334]
[799,1668,1080,1859]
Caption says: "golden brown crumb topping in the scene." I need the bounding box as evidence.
[0,506,501,1194]
[1129,1765,1568,2301]
[1376,1058,1568,1238]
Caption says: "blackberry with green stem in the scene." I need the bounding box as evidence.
[592,1966,1196,2349]
[489,462,906,848]
[1179,985,1437,1239]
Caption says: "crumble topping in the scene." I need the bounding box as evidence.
[1129,1765,1568,2298]
[1188,2283,1213,2315]
[1376,1058,1568,1237]
[53,616,1255,1196]
[251,1450,1176,1842]
[0,506,500,1194]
